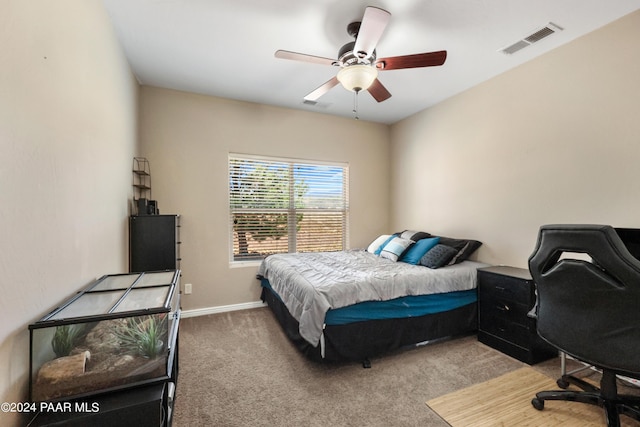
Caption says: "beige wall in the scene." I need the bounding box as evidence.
[390,10,640,268]
[139,87,390,310]
[0,1,138,425]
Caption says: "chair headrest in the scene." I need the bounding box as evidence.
[529,224,640,286]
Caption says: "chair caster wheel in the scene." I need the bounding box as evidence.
[531,398,545,410]
[557,378,570,389]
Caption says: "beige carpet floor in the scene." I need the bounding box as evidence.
[171,307,632,426]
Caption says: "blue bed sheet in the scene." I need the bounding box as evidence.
[260,278,477,326]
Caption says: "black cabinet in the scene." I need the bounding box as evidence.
[130,215,181,273]
[27,381,175,427]
[477,266,557,364]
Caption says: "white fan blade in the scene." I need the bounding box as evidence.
[353,7,391,60]
[304,77,340,101]
[275,50,337,66]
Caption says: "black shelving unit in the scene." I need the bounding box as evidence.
[132,157,152,215]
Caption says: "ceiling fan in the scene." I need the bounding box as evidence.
[275,6,447,104]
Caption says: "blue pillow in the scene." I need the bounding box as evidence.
[400,237,440,265]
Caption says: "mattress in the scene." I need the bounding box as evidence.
[257,249,487,346]
[261,278,477,325]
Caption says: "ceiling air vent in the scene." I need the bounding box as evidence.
[302,100,331,109]
[499,22,563,55]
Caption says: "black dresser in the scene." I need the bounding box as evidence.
[129,214,181,273]
[477,265,557,364]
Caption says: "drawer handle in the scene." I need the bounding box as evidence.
[497,304,510,312]
[495,286,506,291]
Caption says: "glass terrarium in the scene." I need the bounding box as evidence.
[29,270,180,402]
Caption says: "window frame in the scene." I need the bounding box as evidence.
[228,153,349,266]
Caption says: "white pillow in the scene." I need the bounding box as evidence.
[379,237,414,262]
[367,234,392,254]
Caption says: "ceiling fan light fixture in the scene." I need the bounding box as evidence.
[337,65,378,92]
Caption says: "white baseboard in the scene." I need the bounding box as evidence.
[181,300,267,318]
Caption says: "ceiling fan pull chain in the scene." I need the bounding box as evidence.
[353,91,359,120]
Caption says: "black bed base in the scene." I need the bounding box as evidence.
[260,287,478,363]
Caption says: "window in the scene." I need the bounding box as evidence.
[229,154,349,262]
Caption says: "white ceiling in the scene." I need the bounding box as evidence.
[101,0,640,124]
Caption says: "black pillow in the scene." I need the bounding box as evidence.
[397,230,432,241]
[420,244,458,269]
[437,237,482,265]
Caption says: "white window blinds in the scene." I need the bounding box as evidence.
[229,154,349,262]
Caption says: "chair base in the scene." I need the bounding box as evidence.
[531,370,640,427]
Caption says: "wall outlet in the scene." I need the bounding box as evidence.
[184,283,192,294]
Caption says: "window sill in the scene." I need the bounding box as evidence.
[229,260,262,269]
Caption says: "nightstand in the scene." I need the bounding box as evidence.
[477,266,557,364]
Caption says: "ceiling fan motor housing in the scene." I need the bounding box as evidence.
[338,41,376,66]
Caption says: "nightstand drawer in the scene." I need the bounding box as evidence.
[480,308,533,349]
[479,296,531,322]
[478,272,531,304]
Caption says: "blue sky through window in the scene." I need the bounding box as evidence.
[295,165,344,197]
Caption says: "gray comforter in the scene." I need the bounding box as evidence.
[257,249,486,346]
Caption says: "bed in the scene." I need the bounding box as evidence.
[257,230,487,363]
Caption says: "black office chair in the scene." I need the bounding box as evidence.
[528,224,640,427]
